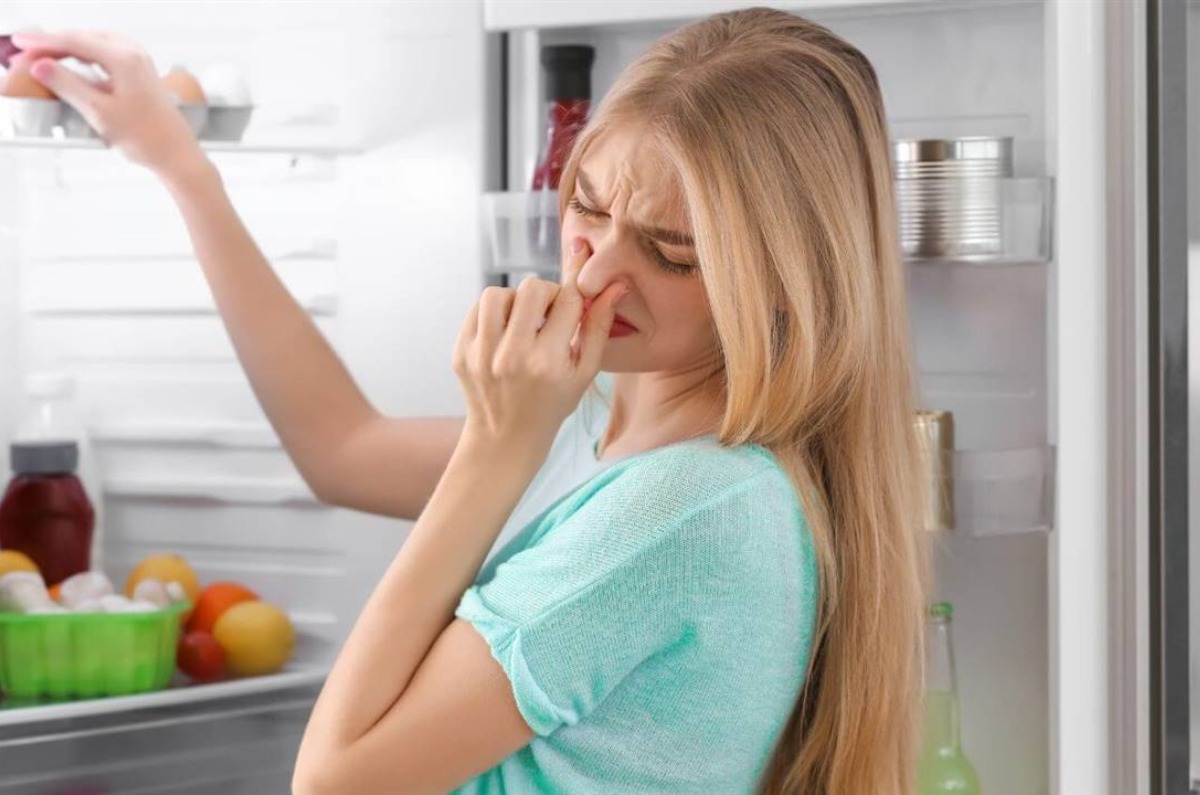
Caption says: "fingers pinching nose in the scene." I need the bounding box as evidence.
[562,237,589,287]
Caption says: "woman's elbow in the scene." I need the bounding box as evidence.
[292,751,340,795]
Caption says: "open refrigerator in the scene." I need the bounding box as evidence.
[0,0,1157,793]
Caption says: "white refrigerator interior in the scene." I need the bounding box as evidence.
[0,1,486,791]
[0,2,1116,794]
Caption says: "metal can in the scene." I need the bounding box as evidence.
[894,137,1013,260]
[914,410,955,532]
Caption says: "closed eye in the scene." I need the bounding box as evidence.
[566,197,697,276]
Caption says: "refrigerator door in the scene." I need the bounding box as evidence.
[1149,0,1191,792]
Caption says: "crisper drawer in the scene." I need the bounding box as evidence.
[0,682,321,795]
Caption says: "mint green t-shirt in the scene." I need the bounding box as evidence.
[448,435,819,794]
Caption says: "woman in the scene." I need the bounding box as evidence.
[14,6,928,793]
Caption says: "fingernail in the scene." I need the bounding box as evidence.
[570,237,586,255]
[30,59,53,81]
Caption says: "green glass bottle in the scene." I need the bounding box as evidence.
[917,602,981,794]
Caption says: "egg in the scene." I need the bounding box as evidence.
[161,66,206,105]
[132,577,171,608]
[59,570,115,608]
[72,597,103,613]
[28,604,68,615]
[0,571,55,613]
[99,594,136,612]
[1,55,56,100]
[165,580,189,604]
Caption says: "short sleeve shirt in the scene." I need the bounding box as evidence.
[448,423,819,794]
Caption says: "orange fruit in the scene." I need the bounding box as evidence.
[187,581,258,634]
[0,550,40,579]
[125,554,200,621]
[48,582,62,602]
[212,601,295,677]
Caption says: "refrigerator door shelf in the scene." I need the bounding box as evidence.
[950,445,1055,537]
[481,189,562,277]
[902,177,1054,267]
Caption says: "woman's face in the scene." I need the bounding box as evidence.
[563,127,721,374]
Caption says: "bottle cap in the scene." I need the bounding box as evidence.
[541,45,594,101]
[10,442,79,475]
[928,602,954,618]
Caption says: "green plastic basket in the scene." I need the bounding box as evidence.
[0,602,188,701]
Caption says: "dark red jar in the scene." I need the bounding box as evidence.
[0,442,94,587]
[531,45,595,191]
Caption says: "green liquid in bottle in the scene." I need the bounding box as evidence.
[917,690,980,794]
[918,603,981,794]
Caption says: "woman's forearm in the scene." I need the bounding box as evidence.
[296,431,544,753]
[160,154,378,499]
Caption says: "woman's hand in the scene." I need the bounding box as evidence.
[453,237,627,457]
[11,30,204,181]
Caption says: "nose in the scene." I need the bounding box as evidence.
[574,234,634,300]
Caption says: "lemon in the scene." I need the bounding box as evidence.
[125,553,200,621]
[124,553,200,601]
[213,601,295,677]
[0,550,40,579]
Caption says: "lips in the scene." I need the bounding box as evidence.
[581,297,637,330]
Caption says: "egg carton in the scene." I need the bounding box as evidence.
[0,96,62,137]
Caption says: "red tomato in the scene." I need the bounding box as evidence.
[177,630,226,682]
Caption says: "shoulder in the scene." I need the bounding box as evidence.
[608,436,797,512]
[549,437,807,556]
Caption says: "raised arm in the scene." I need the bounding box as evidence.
[13,30,465,520]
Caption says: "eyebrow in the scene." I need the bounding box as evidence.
[576,170,695,248]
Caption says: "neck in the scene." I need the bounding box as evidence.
[596,366,725,460]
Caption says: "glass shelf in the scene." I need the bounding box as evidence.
[901,177,1054,267]
[103,475,325,507]
[0,662,327,728]
[0,135,363,157]
[947,445,1055,537]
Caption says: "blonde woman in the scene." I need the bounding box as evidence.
[15,5,928,793]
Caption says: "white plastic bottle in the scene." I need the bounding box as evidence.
[14,373,104,573]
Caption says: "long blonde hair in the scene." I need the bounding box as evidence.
[560,8,930,793]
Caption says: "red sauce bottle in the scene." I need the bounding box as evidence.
[530,45,595,191]
[0,442,94,587]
